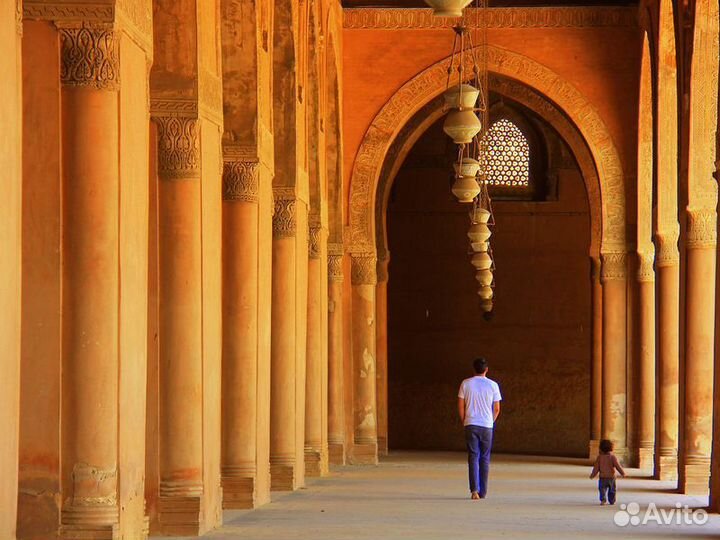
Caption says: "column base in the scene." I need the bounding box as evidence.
[636,446,655,472]
[378,436,388,457]
[157,495,206,537]
[270,462,299,491]
[588,439,599,461]
[60,504,120,540]
[328,442,346,466]
[679,458,711,496]
[654,452,678,481]
[304,446,329,477]
[349,442,378,465]
[221,475,258,509]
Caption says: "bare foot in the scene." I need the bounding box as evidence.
[471,492,480,500]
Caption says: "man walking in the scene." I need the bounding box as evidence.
[458,357,502,500]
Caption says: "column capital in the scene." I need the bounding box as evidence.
[590,256,601,281]
[59,24,119,90]
[272,188,297,239]
[222,160,259,203]
[655,232,680,267]
[328,243,344,282]
[350,253,377,285]
[152,114,201,180]
[308,220,323,259]
[600,252,627,282]
[636,250,655,282]
[686,208,717,249]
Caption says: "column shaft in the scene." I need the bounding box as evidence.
[327,247,346,464]
[680,209,716,495]
[376,258,389,457]
[221,160,260,508]
[636,251,656,470]
[655,234,679,480]
[60,26,121,537]
[305,223,329,476]
[589,257,602,459]
[600,252,628,462]
[270,192,301,490]
[351,254,379,465]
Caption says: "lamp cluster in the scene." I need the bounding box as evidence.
[428,0,496,315]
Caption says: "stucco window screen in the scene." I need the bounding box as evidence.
[482,118,530,188]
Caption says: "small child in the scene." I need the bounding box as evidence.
[589,439,626,505]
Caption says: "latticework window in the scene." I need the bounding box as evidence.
[482,119,530,188]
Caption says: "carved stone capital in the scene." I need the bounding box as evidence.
[309,223,322,259]
[600,252,627,282]
[351,254,377,286]
[223,160,259,202]
[590,257,601,281]
[686,208,717,249]
[273,190,297,239]
[59,25,119,90]
[655,233,680,267]
[636,250,655,282]
[328,243,344,282]
[153,115,201,180]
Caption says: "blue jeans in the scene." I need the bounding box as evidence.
[465,425,493,496]
[598,478,616,504]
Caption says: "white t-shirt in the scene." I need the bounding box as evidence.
[458,376,502,428]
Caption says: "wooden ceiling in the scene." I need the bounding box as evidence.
[342,1,637,7]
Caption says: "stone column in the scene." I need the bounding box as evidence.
[635,250,656,471]
[589,257,602,459]
[350,253,379,465]
[305,220,329,476]
[655,232,680,480]
[600,252,628,462]
[153,112,206,533]
[376,256,390,456]
[327,244,346,464]
[270,189,301,490]
[59,25,122,538]
[1,4,22,540]
[679,208,716,495]
[221,159,260,507]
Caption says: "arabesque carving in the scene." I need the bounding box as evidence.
[223,161,259,202]
[600,252,627,282]
[59,25,119,90]
[348,45,625,255]
[351,254,377,286]
[655,232,680,267]
[273,189,297,238]
[309,223,322,259]
[636,250,655,282]
[328,243,344,282]
[686,208,718,249]
[153,115,201,179]
[343,7,637,29]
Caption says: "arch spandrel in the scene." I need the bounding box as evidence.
[349,44,627,255]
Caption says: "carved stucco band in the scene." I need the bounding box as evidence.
[655,233,680,267]
[343,7,638,29]
[59,25,119,90]
[223,161,259,202]
[273,193,297,239]
[348,45,625,255]
[153,116,201,180]
[600,252,627,282]
[328,243,344,282]
[351,254,378,286]
[686,208,718,249]
[636,251,655,282]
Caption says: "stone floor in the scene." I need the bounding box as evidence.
[166,452,720,539]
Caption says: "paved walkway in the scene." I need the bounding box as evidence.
[171,452,720,539]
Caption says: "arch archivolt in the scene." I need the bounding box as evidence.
[349,45,626,256]
[372,74,603,260]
